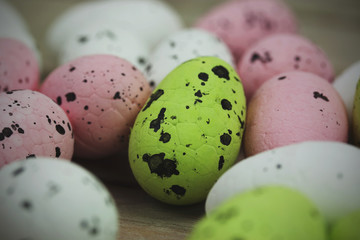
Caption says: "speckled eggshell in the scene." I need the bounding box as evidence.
[206,141,360,224]
[0,38,40,92]
[46,0,183,58]
[0,157,119,240]
[189,186,326,240]
[330,209,360,240]
[129,56,246,205]
[333,60,360,119]
[244,71,347,156]
[0,1,42,68]
[195,0,297,61]
[145,28,234,87]
[353,78,360,147]
[59,23,150,73]
[238,33,335,99]
[40,54,151,159]
[0,90,74,167]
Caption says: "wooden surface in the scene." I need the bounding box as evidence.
[7,0,360,239]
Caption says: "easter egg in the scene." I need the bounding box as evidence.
[206,141,360,224]
[352,78,360,146]
[244,71,348,157]
[330,209,360,240]
[188,186,326,240]
[129,56,246,205]
[145,28,234,87]
[40,55,151,159]
[0,157,119,240]
[0,90,74,167]
[333,60,360,119]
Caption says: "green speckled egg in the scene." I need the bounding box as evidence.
[188,186,327,240]
[352,78,360,147]
[129,56,246,205]
[330,209,360,240]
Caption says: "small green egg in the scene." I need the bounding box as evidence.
[128,56,246,205]
[352,78,360,147]
[188,186,327,240]
[330,209,360,240]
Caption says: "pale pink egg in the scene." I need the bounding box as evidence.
[195,0,297,61]
[0,90,74,167]
[0,38,40,92]
[244,71,348,157]
[238,33,335,100]
[40,54,151,159]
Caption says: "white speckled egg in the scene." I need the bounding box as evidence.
[205,141,360,224]
[145,28,234,87]
[59,23,150,73]
[0,157,119,240]
[46,0,183,59]
[333,60,360,119]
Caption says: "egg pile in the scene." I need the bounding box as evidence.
[0,0,359,239]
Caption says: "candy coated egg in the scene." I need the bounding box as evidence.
[195,0,297,61]
[40,55,151,159]
[0,38,40,92]
[59,23,150,73]
[189,186,326,240]
[129,56,246,205]
[330,209,360,240]
[46,0,183,58]
[146,28,234,87]
[244,71,347,156]
[333,60,360,120]
[353,78,360,146]
[0,157,119,240]
[206,141,360,223]
[238,33,335,99]
[0,90,74,167]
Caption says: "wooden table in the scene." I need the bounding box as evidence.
[8,0,360,239]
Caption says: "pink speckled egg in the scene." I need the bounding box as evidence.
[238,33,335,99]
[40,54,151,159]
[244,71,348,157]
[0,90,74,167]
[0,38,40,92]
[195,0,297,61]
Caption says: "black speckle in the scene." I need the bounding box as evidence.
[138,57,146,65]
[313,91,329,102]
[12,167,25,177]
[238,115,245,129]
[159,131,171,143]
[55,125,66,135]
[250,51,272,64]
[212,65,230,80]
[194,99,203,104]
[56,96,62,105]
[218,156,225,170]
[2,127,13,138]
[21,200,33,211]
[78,35,88,43]
[65,92,76,102]
[198,72,209,81]
[278,76,286,80]
[170,185,186,197]
[26,154,36,159]
[69,66,76,72]
[84,105,89,110]
[18,128,24,134]
[220,133,231,146]
[186,105,190,109]
[142,89,164,111]
[143,153,179,178]
[194,90,203,97]
[276,164,282,169]
[55,147,61,157]
[113,91,121,100]
[150,108,166,132]
[221,99,232,110]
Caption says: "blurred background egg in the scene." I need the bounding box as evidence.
[189,186,326,240]
[244,71,347,156]
[329,209,360,240]
[352,78,360,147]
[145,28,234,87]
[205,141,360,224]
[0,38,40,92]
[195,0,298,62]
[0,90,74,167]
[59,23,150,73]
[238,33,335,99]
[0,157,119,240]
[40,54,151,160]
